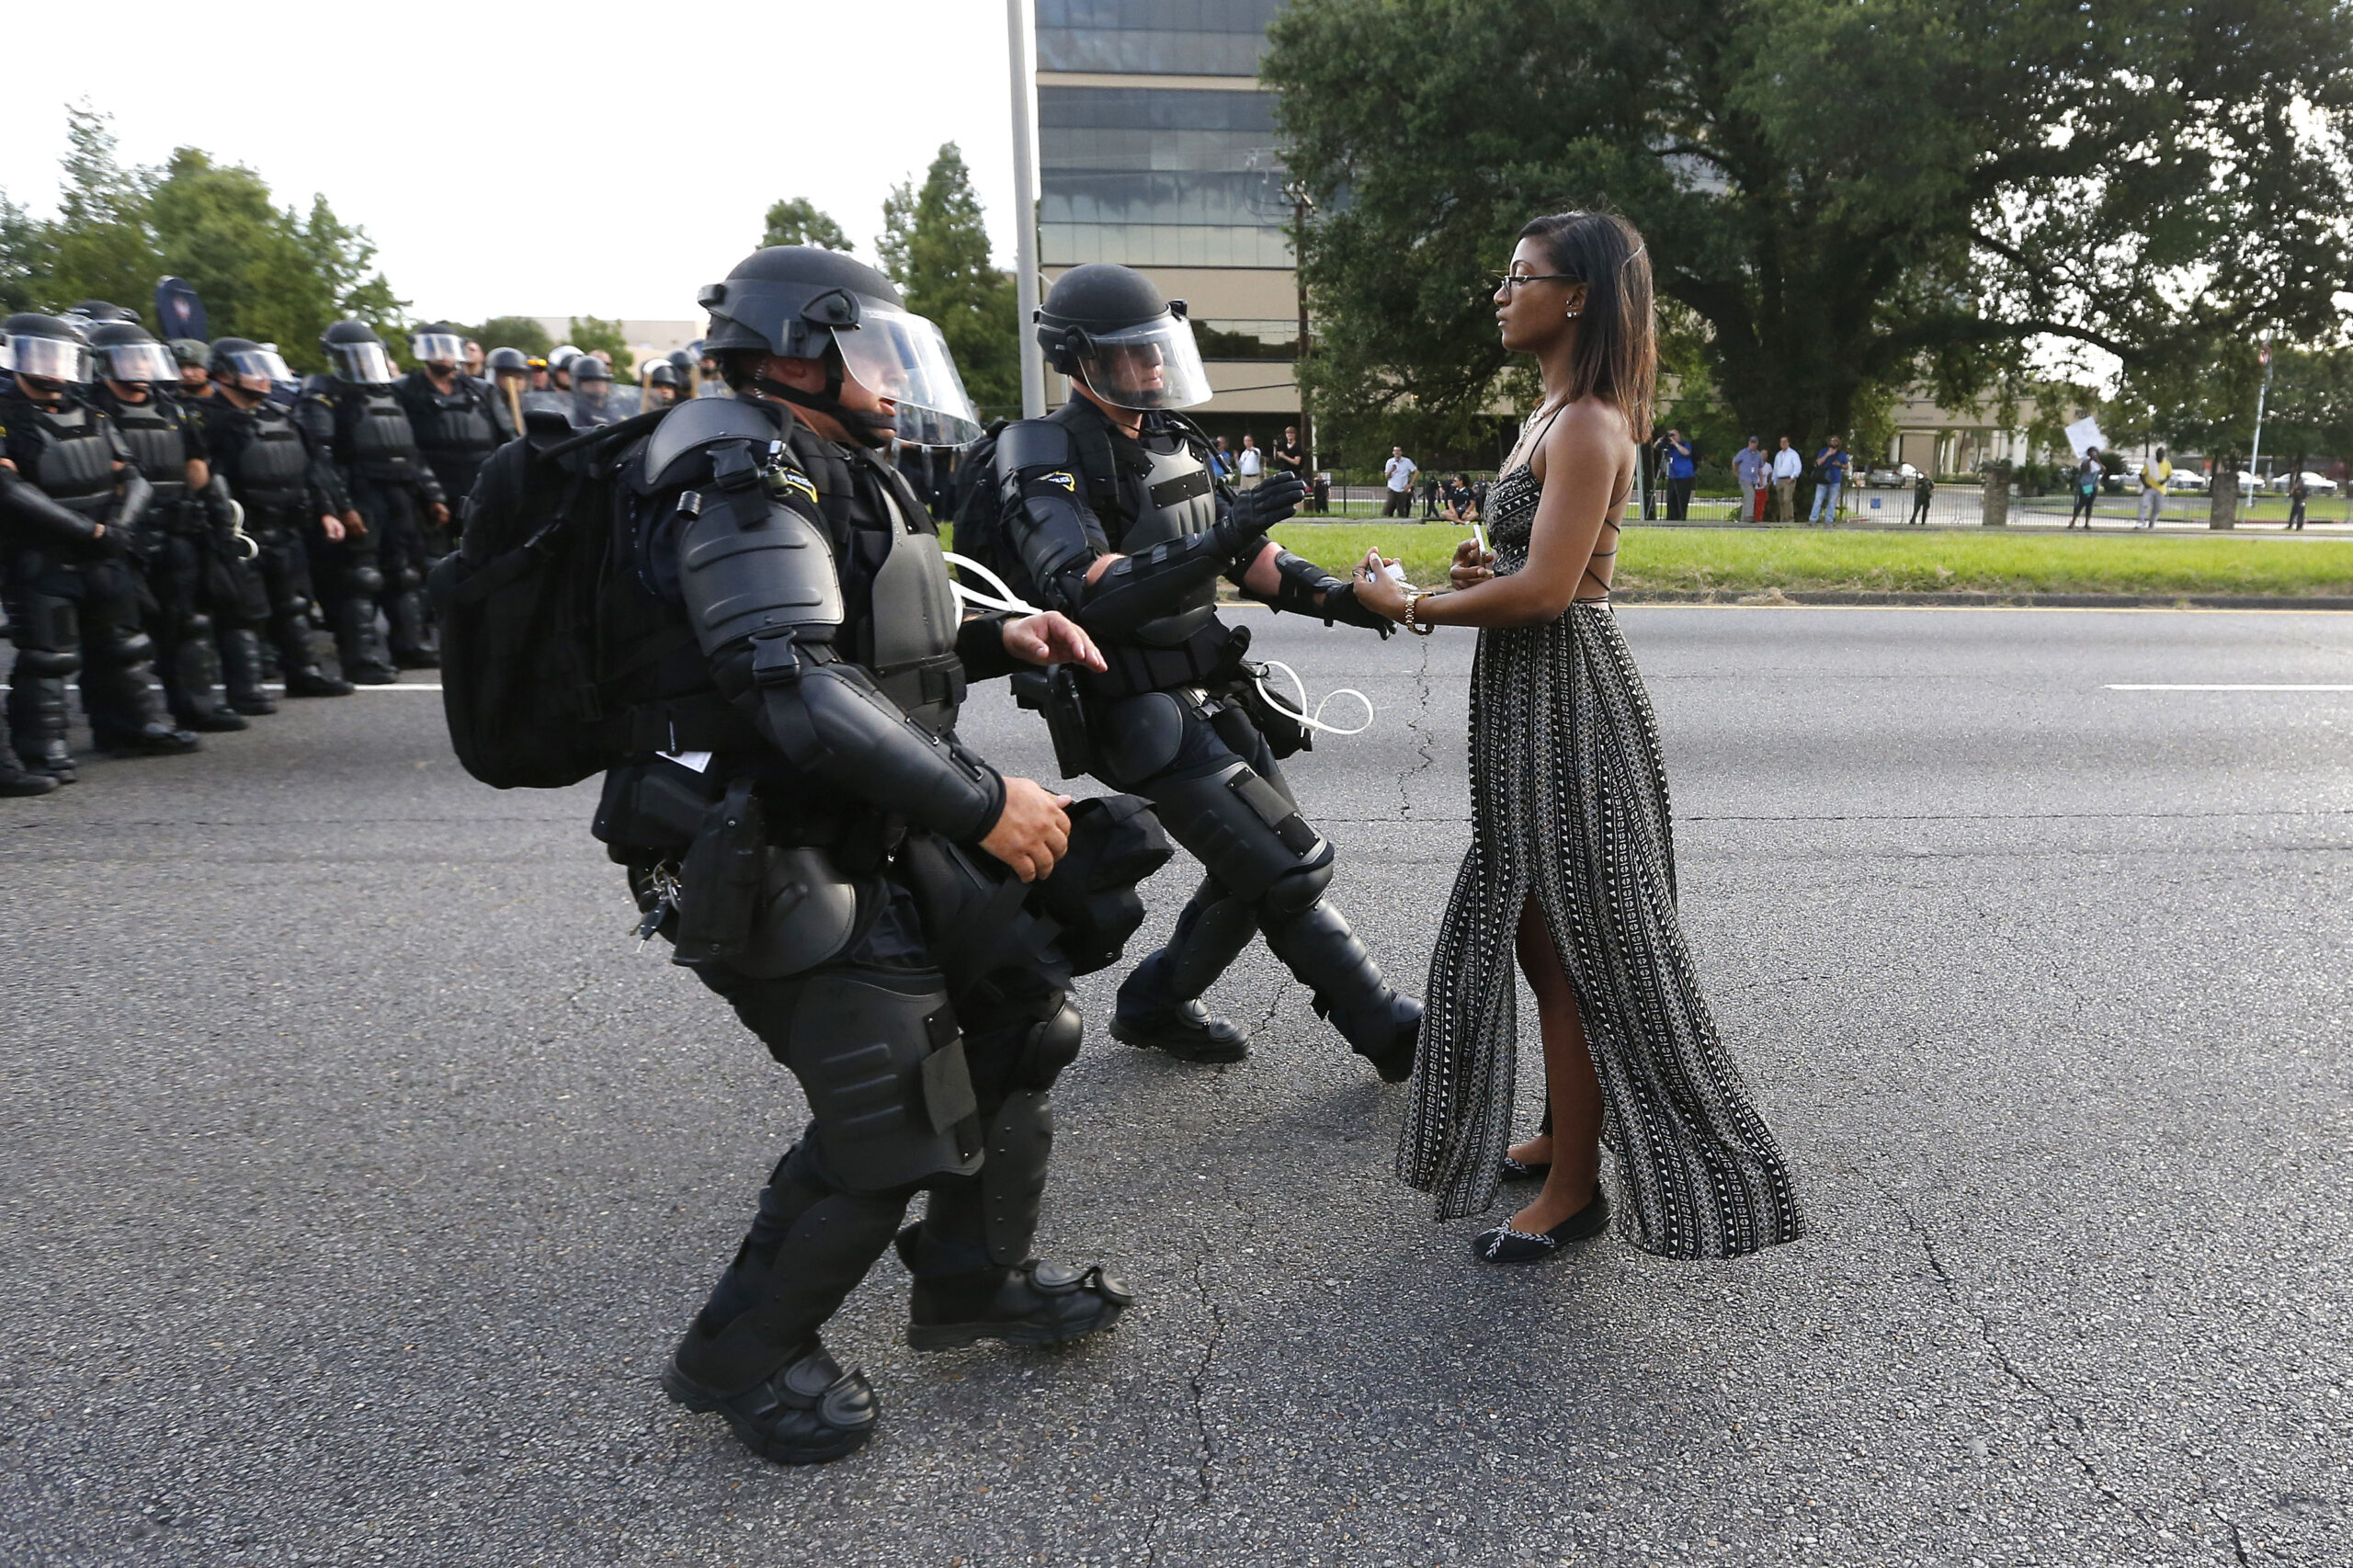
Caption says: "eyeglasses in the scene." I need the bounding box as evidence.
[1487,271,1576,291]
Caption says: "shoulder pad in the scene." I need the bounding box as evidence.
[523,407,574,453]
[995,417,1075,477]
[642,396,787,489]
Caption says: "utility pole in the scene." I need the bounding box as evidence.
[2248,331,2274,511]
[1285,181,1314,472]
[1006,0,1045,417]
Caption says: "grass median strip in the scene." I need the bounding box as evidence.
[1260,524,2353,598]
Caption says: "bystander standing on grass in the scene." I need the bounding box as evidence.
[1660,427,1696,519]
[1808,435,1851,524]
[1382,445,1418,518]
[1771,437,1802,521]
[2135,448,2172,528]
[1734,437,1767,522]
[1235,433,1263,492]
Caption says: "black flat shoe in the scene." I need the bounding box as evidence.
[1472,1188,1611,1265]
[1498,1153,1552,1183]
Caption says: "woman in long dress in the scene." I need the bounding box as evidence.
[1349,211,1802,1265]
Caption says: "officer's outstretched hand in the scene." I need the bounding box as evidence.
[1213,472,1308,558]
[1001,611,1108,672]
[981,777,1074,883]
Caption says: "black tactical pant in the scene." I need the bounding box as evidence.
[234,517,331,677]
[678,869,1077,1391]
[142,526,234,724]
[347,476,436,664]
[6,546,174,769]
[1100,686,1414,1059]
[309,483,392,678]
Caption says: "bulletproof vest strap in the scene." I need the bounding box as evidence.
[1051,400,1129,530]
[786,426,859,549]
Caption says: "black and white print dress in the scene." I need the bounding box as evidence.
[1394,460,1803,1258]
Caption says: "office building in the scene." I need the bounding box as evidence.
[1034,0,1302,448]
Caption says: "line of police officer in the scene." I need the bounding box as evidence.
[0,305,682,793]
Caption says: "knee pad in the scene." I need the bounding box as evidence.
[396,565,423,593]
[9,597,78,653]
[178,611,213,640]
[349,566,385,597]
[1263,849,1336,916]
[771,969,983,1193]
[1095,691,1188,785]
[13,647,81,679]
[1152,759,1328,904]
[101,629,157,665]
[1011,998,1083,1092]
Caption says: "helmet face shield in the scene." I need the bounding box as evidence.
[410,332,466,365]
[219,347,295,390]
[1073,314,1211,410]
[833,305,982,446]
[331,341,395,383]
[9,335,93,384]
[97,341,177,383]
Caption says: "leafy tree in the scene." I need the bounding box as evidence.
[763,197,852,252]
[470,315,552,357]
[1263,0,2353,466]
[568,313,631,371]
[876,143,1018,421]
[0,106,405,372]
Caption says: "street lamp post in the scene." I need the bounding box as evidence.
[1284,181,1315,472]
[2246,332,2274,522]
[1006,0,1045,418]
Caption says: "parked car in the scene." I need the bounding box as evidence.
[2166,466,2211,494]
[1863,462,1923,488]
[2268,470,2338,495]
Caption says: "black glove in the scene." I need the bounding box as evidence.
[1314,578,1396,639]
[1212,472,1308,560]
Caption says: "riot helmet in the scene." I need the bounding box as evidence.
[168,337,211,369]
[209,336,297,398]
[87,319,178,385]
[5,313,95,391]
[485,346,531,376]
[411,323,468,368]
[68,299,139,325]
[322,320,395,383]
[1036,263,1211,411]
[697,245,980,447]
[570,353,615,424]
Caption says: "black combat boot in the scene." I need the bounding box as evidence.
[1110,949,1251,1063]
[897,1227,1133,1351]
[662,1337,878,1467]
[167,626,248,732]
[217,629,278,715]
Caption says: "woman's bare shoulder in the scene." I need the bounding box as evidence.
[1531,398,1632,478]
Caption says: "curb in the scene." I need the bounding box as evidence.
[1608,589,2353,610]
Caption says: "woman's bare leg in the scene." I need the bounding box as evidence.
[1508,892,1603,1233]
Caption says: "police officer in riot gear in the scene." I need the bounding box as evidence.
[550,246,1138,1464]
[170,339,214,402]
[85,320,248,732]
[299,321,447,675]
[201,338,356,702]
[483,347,532,442]
[568,352,620,426]
[1,312,199,778]
[394,324,503,517]
[641,358,682,409]
[990,263,1420,1077]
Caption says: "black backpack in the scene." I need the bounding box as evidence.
[427,407,672,790]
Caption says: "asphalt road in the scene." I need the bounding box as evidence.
[4,606,2348,1568]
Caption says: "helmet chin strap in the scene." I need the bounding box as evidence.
[754,373,896,450]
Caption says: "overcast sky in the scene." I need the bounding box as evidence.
[0,0,1030,325]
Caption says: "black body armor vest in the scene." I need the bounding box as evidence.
[97,392,190,504]
[18,398,121,517]
[337,385,427,478]
[786,427,966,734]
[1057,402,1222,649]
[229,404,313,514]
[404,376,497,463]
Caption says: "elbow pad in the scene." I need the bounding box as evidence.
[995,419,1105,614]
[1072,532,1229,639]
[0,468,102,547]
[750,640,1004,842]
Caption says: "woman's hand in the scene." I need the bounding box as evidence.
[1350,547,1410,621]
[1450,536,1495,589]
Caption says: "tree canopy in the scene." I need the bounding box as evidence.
[2,108,404,371]
[468,315,553,357]
[1263,0,2353,462]
[877,143,1019,422]
[762,197,852,253]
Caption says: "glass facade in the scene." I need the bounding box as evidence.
[1039,80,1293,269]
[1037,0,1282,75]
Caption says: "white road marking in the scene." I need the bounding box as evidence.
[2106,684,2353,691]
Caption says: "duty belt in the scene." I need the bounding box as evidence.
[600,691,765,757]
[1078,619,1248,700]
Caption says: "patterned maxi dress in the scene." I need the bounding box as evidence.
[1394,462,1803,1258]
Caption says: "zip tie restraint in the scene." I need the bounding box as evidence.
[944,550,1046,617]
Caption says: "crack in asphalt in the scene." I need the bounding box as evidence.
[1396,635,1437,820]
[1183,1256,1229,1504]
[1882,1187,2189,1553]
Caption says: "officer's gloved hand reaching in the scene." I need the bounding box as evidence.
[1212,472,1307,562]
